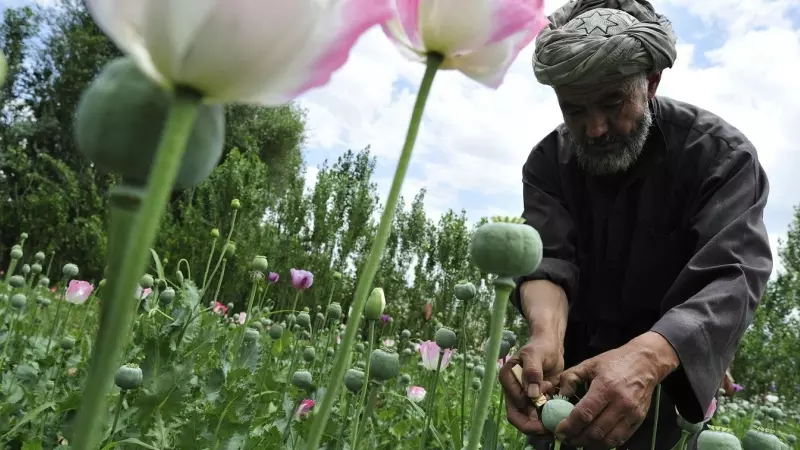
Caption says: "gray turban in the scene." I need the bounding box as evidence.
[532,0,678,86]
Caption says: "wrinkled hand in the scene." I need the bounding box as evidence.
[555,332,679,449]
[499,336,564,435]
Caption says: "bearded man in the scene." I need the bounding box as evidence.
[498,1,773,449]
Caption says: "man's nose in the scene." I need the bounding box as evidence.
[585,113,608,138]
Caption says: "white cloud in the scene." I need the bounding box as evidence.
[297,1,799,275]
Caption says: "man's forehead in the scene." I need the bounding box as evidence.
[555,81,631,104]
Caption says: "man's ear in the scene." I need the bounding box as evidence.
[646,72,662,99]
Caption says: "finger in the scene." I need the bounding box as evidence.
[505,398,549,435]
[499,360,531,411]
[555,381,609,440]
[602,414,644,448]
[567,404,626,447]
[519,349,544,398]
[559,361,592,397]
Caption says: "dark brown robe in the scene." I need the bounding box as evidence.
[512,95,773,449]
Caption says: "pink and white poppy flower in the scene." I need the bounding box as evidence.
[407,385,426,403]
[296,398,315,419]
[417,340,454,371]
[65,280,94,305]
[85,0,393,105]
[382,0,549,88]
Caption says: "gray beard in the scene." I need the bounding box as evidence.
[571,106,653,176]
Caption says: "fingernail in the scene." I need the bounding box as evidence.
[527,385,539,398]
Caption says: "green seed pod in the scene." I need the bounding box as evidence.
[60,336,76,351]
[292,370,313,390]
[502,330,517,346]
[355,343,365,353]
[302,346,316,362]
[230,198,241,210]
[767,407,784,420]
[474,365,485,378]
[466,362,474,371]
[62,263,79,278]
[720,416,731,425]
[333,271,343,280]
[37,297,51,307]
[114,364,144,390]
[34,251,45,262]
[542,395,575,433]
[326,347,334,357]
[38,277,50,287]
[435,327,458,350]
[742,430,782,449]
[21,264,30,275]
[9,275,25,288]
[498,340,512,359]
[364,287,386,321]
[344,369,365,393]
[10,247,22,260]
[224,242,236,258]
[786,435,796,444]
[244,328,260,342]
[175,270,185,286]
[251,255,269,273]
[292,324,301,333]
[226,302,234,311]
[401,329,411,339]
[470,218,543,277]
[698,430,742,449]
[140,274,154,289]
[250,321,264,332]
[296,312,311,328]
[259,317,271,327]
[159,287,175,304]
[75,57,225,189]
[315,312,325,323]
[10,293,26,309]
[471,378,481,390]
[268,324,283,339]
[454,281,477,300]
[210,228,220,238]
[369,348,400,382]
[400,373,411,384]
[31,263,42,275]
[327,302,342,321]
[737,410,746,417]
[401,348,413,357]
[19,233,27,240]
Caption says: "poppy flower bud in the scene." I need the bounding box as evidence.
[466,362,474,371]
[364,287,386,321]
[296,312,311,328]
[244,328,260,343]
[268,324,283,339]
[38,277,50,287]
[19,233,27,240]
[401,348,413,357]
[326,348,334,357]
[474,365,485,378]
[225,242,236,258]
[21,264,30,275]
[175,270,184,286]
[75,58,224,189]
[292,370,313,390]
[62,263,79,278]
[10,247,22,260]
[454,281,477,300]
[61,336,77,351]
[9,275,25,288]
[211,228,220,238]
[401,329,411,339]
[435,327,457,350]
[498,340,512,359]
[259,317,271,327]
[400,374,411,384]
[327,302,342,321]
[37,297,51,307]
[226,303,234,311]
[472,378,481,390]
[302,347,316,362]
[156,278,166,290]
[137,274,153,289]
[355,343,365,353]
[34,251,45,262]
[159,287,175,304]
[332,271,343,280]
[369,348,400,382]
[10,293,26,309]
[231,198,241,210]
[470,217,543,277]
[31,263,42,275]
[114,364,143,390]
[502,330,517,347]
[344,369,364,393]
[316,312,325,323]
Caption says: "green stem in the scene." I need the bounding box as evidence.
[71,88,200,450]
[350,320,376,446]
[352,382,381,450]
[44,288,65,355]
[213,258,227,303]
[305,52,443,450]
[236,279,259,351]
[201,238,218,290]
[421,351,444,448]
[651,384,662,450]
[4,259,18,282]
[177,259,191,283]
[45,251,54,278]
[0,311,19,373]
[459,298,470,445]
[106,390,127,446]
[465,276,514,450]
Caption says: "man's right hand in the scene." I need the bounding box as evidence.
[499,336,565,434]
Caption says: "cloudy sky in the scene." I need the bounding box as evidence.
[5,0,799,275]
[295,0,800,275]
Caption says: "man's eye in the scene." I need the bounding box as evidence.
[603,102,622,110]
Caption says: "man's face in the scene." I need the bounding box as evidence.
[555,75,657,176]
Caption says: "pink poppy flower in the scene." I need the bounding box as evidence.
[238,312,247,325]
[213,302,228,315]
[383,338,395,347]
[65,280,94,305]
[407,385,426,403]
[290,269,314,290]
[417,340,454,371]
[296,399,315,419]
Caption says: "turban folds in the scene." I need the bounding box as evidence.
[533,0,678,86]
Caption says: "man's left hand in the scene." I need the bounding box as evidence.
[554,331,680,448]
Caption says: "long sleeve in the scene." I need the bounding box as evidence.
[650,142,773,422]
[512,133,581,317]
